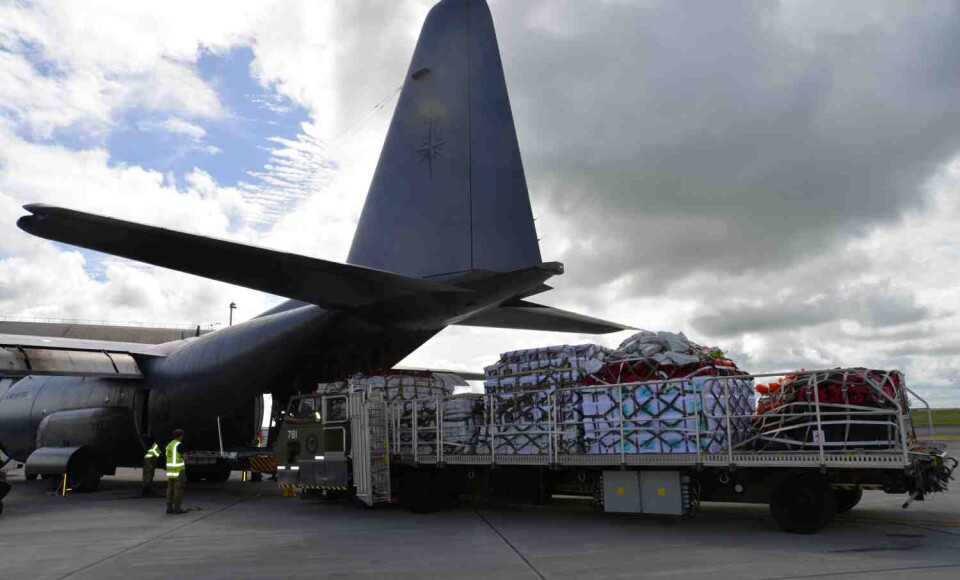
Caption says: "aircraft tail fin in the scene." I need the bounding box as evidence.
[347,0,541,279]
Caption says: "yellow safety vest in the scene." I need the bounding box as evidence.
[144,443,160,459]
[165,440,184,478]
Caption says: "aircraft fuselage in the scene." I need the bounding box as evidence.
[0,266,553,465]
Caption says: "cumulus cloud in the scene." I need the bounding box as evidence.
[692,282,936,337]
[162,118,207,141]
[487,0,960,294]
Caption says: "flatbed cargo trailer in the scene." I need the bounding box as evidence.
[275,368,956,533]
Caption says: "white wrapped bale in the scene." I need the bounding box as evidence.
[573,378,755,455]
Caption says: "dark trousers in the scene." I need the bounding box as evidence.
[142,456,156,488]
[165,474,185,509]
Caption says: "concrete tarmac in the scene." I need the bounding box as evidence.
[1,445,958,580]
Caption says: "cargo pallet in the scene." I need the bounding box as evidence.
[275,368,956,534]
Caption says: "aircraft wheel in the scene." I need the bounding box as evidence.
[770,474,836,534]
[25,473,38,482]
[68,460,102,493]
[0,500,4,517]
[834,488,863,514]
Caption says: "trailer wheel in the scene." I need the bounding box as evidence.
[208,466,232,483]
[770,475,836,534]
[834,488,863,514]
[186,466,231,483]
[402,471,439,514]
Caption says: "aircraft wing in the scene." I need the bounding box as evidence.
[454,300,633,334]
[0,333,171,379]
[18,204,469,310]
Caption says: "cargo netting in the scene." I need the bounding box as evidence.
[751,368,914,451]
[337,332,921,461]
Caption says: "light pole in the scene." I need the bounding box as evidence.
[229,302,236,326]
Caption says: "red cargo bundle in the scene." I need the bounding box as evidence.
[753,368,911,451]
[756,369,903,411]
[585,356,741,386]
[585,330,745,386]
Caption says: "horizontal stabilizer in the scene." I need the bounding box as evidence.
[18,205,468,309]
[455,300,632,334]
[391,367,486,382]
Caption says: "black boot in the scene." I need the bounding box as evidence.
[142,487,156,498]
[165,504,173,514]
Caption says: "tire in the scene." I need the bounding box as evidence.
[770,474,837,534]
[834,488,863,514]
[403,471,439,514]
[25,473,38,482]
[0,501,4,517]
[186,466,230,483]
[351,496,373,510]
[52,459,102,493]
[209,467,231,483]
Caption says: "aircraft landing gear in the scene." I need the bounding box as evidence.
[46,454,102,493]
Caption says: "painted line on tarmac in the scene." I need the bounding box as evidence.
[56,492,263,580]
[837,518,960,528]
[762,562,960,579]
[838,516,960,530]
[473,508,547,580]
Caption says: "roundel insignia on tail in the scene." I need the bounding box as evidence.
[418,119,446,177]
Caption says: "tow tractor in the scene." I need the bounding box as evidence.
[275,369,956,533]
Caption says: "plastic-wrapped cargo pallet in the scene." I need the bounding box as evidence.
[482,344,611,455]
[412,395,486,455]
[316,371,484,455]
[478,332,755,457]
[582,331,755,455]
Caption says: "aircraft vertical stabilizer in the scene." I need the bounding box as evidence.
[347,0,542,279]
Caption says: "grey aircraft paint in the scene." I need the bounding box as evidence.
[348,0,542,278]
[0,0,629,485]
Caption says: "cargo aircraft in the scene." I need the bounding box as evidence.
[0,0,628,490]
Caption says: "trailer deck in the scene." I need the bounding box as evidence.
[276,367,956,533]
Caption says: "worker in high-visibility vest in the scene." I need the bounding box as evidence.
[165,429,187,515]
[142,439,161,497]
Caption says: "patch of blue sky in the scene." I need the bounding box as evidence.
[5,44,316,280]
[105,47,310,195]
[0,37,63,78]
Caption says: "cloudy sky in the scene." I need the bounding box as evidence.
[1,0,959,406]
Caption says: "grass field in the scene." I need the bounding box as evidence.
[911,408,960,427]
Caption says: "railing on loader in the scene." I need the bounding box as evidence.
[388,367,941,471]
[349,390,391,506]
